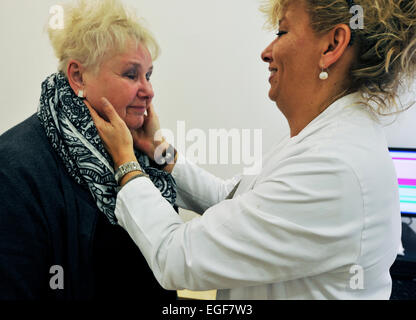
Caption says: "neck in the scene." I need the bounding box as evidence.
[282,85,350,138]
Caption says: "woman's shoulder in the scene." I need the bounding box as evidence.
[0,114,65,200]
[0,114,58,171]
[0,114,46,148]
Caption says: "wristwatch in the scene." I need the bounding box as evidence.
[114,161,143,185]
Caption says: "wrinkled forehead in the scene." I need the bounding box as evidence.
[110,39,151,58]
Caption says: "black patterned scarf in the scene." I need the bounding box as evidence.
[37,72,176,225]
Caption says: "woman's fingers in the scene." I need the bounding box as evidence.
[147,103,155,116]
[84,100,105,128]
[84,98,135,167]
[101,97,122,124]
[84,97,122,131]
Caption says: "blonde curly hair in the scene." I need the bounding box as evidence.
[261,0,416,116]
[47,0,160,77]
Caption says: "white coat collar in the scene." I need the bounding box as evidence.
[289,92,363,144]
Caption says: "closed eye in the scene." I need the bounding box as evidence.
[276,31,287,38]
[123,66,152,81]
[124,72,137,80]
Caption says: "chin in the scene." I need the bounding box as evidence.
[125,116,144,130]
[268,91,278,103]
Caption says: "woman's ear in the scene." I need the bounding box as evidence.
[319,24,351,69]
[67,60,86,97]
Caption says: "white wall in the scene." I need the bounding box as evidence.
[383,81,416,148]
[0,0,59,131]
[0,0,414,180]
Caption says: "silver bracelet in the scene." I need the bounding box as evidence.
[114,161,143,185]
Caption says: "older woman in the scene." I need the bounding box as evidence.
[89,0,416,300]
[0,0,177,300]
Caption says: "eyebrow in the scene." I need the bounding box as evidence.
[126,62,153,72]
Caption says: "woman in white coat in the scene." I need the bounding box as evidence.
[86,0,416,299]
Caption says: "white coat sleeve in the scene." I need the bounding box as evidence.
[171,153,241,214]
[115,154,364,291]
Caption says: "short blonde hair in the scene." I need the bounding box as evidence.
[261,0,416,116]
[48,0,160,76]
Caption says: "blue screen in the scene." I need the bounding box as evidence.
[389,148,416,216]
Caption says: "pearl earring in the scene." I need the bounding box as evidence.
[319,67,329,80]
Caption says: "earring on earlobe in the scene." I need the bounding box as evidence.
[78,89,86,99]
[319,67,329,80]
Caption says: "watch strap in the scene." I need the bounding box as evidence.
[114,161,143,185]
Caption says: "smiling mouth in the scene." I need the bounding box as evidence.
[269,68,278,81]
[127,106,146,115]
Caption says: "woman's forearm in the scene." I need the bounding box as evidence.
[171,153,241,214]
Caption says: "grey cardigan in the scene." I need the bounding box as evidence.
[0,114,176,300]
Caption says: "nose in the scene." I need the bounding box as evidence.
[261,41,274,63]
[137,79,154,102]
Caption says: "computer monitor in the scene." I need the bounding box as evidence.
[389,148,416,217]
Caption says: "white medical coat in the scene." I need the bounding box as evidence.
[115,93,401,299]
